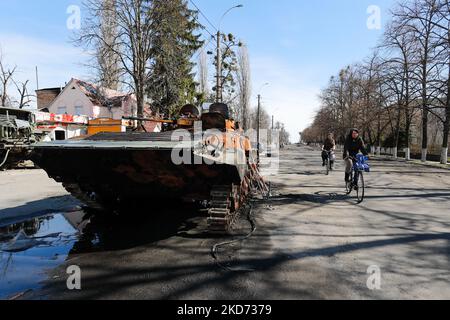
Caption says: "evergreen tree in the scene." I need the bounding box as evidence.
[147,0,203,116]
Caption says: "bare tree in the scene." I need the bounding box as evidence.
[382,20,421,159]
[76,0,153,119]
[236,43,252,129]
[393,0,442,161]
[97,0,121,90]
[381,60,406,158]
[427,0,449,164]
[197,46,209,99]
[249,103,270,131]
[0,52,16,107]
[355,54,389,154]
[13,79,34,109]
[307,61,392,152]
[305,0,448,163]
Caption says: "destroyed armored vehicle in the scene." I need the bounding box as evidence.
[32,103,266,232]
[0,107,38,169]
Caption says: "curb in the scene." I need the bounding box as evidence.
[371,155,450,171]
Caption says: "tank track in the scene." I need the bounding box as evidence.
[207,185,242,233]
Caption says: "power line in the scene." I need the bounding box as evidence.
[199,24,216,40]
[187,0,219,62]
[189,0,218,33]
[194,35,215,61]
[189,9,216,40]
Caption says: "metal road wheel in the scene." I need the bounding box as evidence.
[356,171,365,203]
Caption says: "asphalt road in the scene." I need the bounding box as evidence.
[1,145,449,299]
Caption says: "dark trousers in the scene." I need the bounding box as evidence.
[322,150,330,162]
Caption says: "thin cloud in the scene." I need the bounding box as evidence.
[0,32,89,106]
[251,55,321,140]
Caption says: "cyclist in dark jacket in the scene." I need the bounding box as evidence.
[322,133,336,166]
[343,128,368,182]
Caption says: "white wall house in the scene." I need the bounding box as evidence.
[34,112,89,142]
[47,78,144,120]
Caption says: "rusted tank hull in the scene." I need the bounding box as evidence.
[32,147,244,210]
[32,130,256,232]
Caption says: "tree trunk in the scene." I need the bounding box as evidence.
[134,76,145,129]
[422,104,429,162]
[377,113,381,156]
[441,64,450,165]
[405,115,412,161]
[394,105,401,159]
[421,57,429,162]
[404,63,411,161]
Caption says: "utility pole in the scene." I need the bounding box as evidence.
[215,5,243,104]
[256,82,269,165]
[35,66,39,91]
[216,31,222,103]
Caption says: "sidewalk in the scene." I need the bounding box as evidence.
[371,154,450,171]
[0,169,80,226]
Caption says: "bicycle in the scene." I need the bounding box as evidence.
[345,154,370,203]
[323,150,335,175]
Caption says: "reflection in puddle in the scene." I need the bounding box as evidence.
[0,204,200,299]
[0,214,80,299]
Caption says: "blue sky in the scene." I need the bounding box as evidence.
[0,0,397,139]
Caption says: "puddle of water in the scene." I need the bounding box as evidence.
[0,214,79,299]
[0,203,202,299]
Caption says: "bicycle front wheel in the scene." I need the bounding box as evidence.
[325,159,330,175]
[356,172,365,203]
[345,172,353,195]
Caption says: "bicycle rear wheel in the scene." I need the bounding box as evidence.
[356,172,365,203]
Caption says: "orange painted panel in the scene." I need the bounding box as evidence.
[88,118,123,135]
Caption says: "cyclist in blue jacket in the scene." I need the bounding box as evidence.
[343,128,368,183]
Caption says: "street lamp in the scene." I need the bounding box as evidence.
[216,4,243,103]
[257,83,269,165]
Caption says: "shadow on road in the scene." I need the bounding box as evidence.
[36,225,450,300]
[68,202,204,253]
[268,192,350,205]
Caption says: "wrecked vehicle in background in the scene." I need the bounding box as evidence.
[0,107,38,169]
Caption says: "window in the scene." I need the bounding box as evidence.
[75,106,84,115]
[55,130,66,141]
[57,106,67,114]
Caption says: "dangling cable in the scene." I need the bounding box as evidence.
[0,149,11,169]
